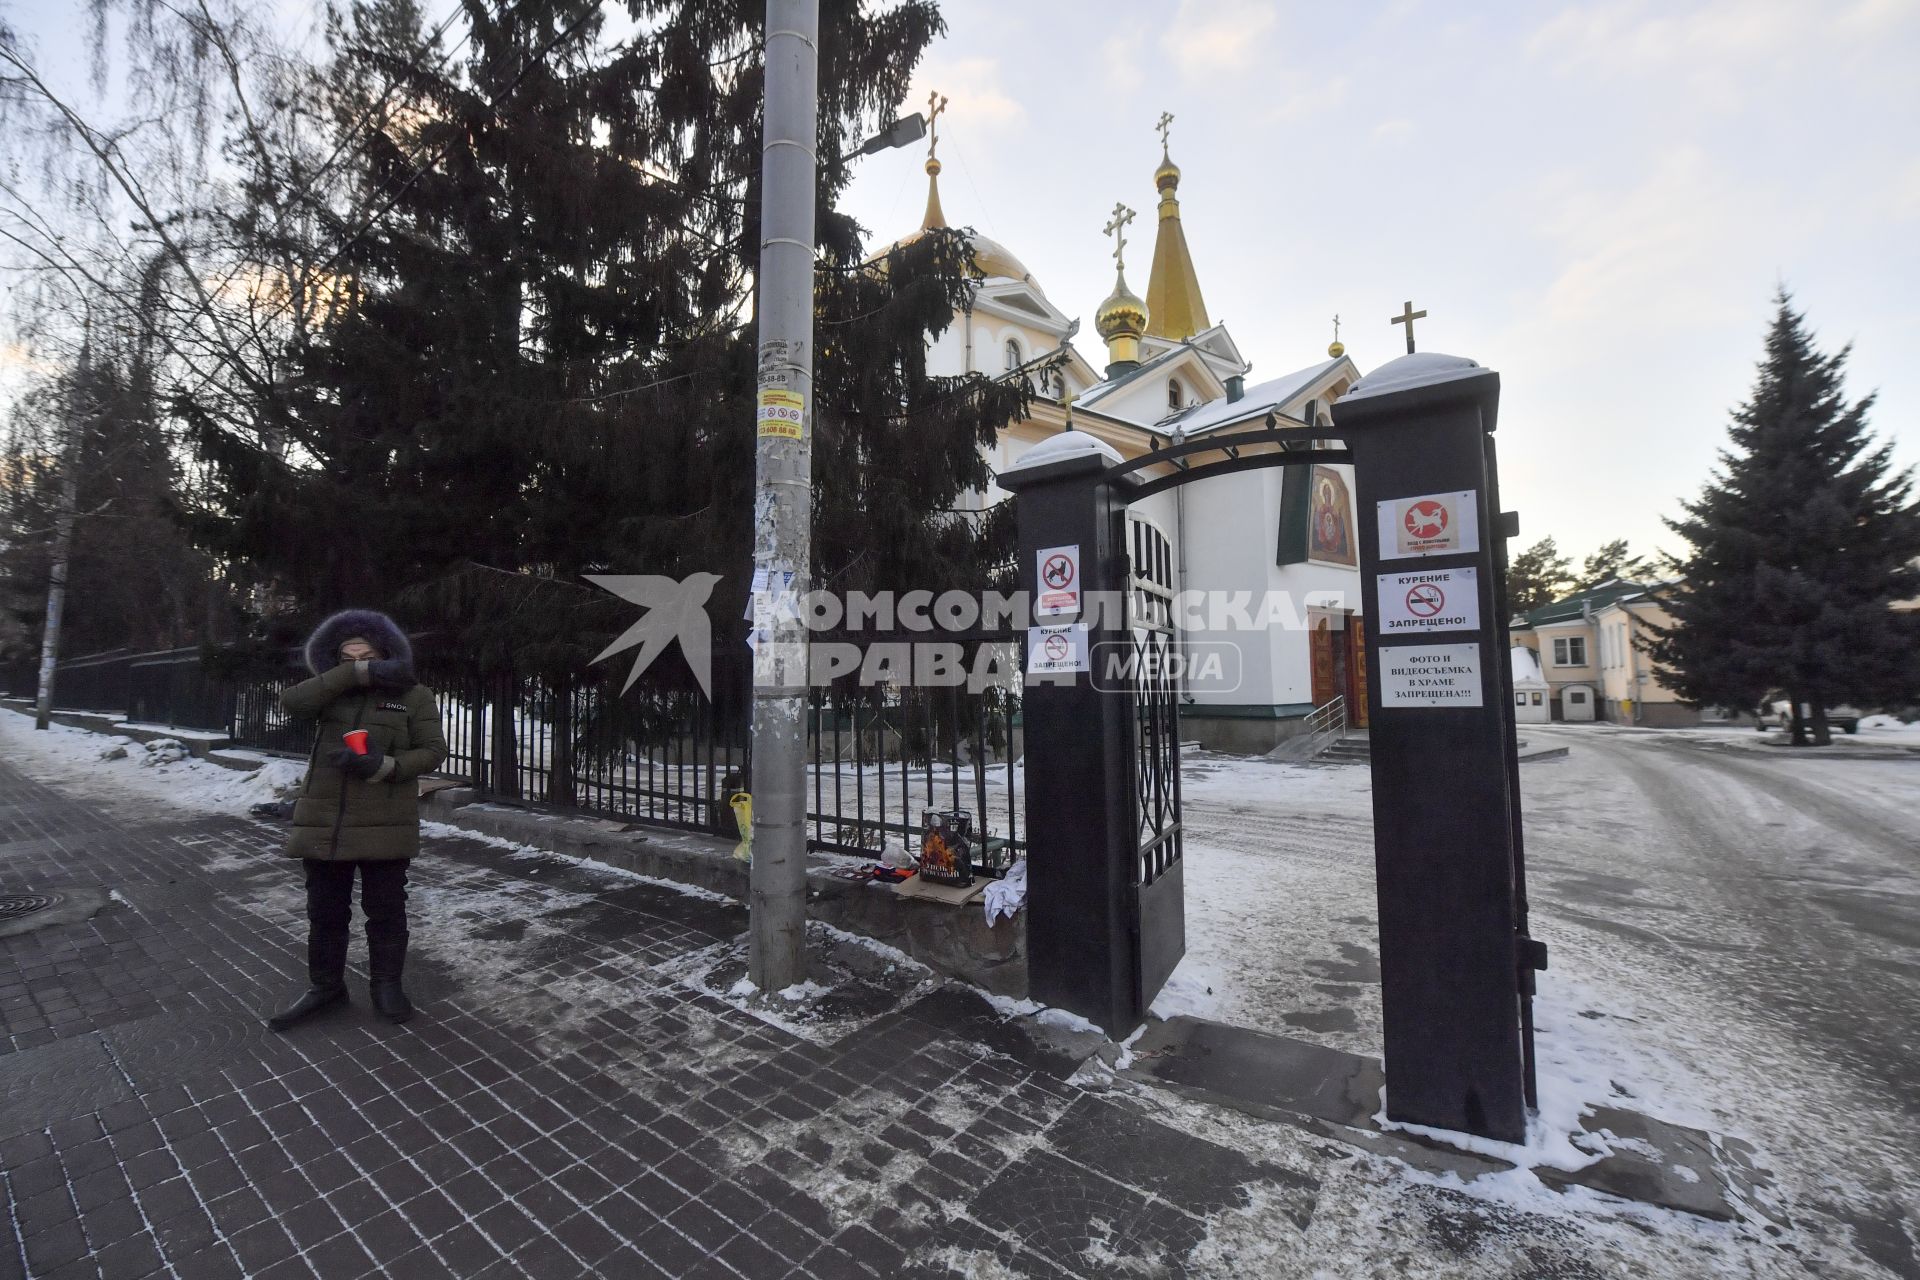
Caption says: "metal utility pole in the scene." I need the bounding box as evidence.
[747,0,820,992]
[34,331,90,731]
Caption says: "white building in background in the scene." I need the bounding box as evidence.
[1511,647,1551,724]
[871,116,1366,752]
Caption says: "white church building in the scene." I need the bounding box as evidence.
[873,117,1367,752]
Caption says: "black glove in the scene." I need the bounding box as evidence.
[328,746,386,780]
[366,658,416,690]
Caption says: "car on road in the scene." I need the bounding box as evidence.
[1757,695,1861,734]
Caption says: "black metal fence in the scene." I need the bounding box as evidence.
[13,634,1027,869]
[2,645,235,731]
[32,636,1028,869]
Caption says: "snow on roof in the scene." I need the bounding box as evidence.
[1158,356,1353,437]
[1510,646,1547,686]
[1075,345,1191,407]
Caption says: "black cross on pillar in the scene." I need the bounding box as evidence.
[1390,300,1427,355]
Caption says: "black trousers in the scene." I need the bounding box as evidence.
[304,858,410,948]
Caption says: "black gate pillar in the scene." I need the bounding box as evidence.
[1334,353,1532,1143]
[1000,433,1146,1035]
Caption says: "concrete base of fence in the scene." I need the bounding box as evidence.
[1,700,245,764]
[2,699,128,734]
[421,791,1029,999]
[109,722,235,759]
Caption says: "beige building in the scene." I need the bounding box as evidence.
[1590,591,1701,727]
[1511,581,1709,726]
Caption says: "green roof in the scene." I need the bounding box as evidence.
[1519,580,1650,628]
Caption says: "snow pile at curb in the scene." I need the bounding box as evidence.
[0,708,304,813]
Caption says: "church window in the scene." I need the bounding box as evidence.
[1004,338,1022,372]
[1515,693,1526,707]
[1553,637,1587,667]
[1168,377,1183,409]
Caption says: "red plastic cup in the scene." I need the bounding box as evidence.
[343,730,370,756]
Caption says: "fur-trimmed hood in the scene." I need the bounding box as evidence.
[303,609,413,676]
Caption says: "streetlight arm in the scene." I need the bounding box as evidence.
[845,112,926,161]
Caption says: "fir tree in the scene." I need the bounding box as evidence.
[178,0,1029,675]
[1507,537,1574,615]
[1646,291,1920,745]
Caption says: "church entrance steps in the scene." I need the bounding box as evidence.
[1319,735,1372,765]
[1120,1015,1770,1224]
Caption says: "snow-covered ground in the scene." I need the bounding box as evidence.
[7,706,1918,1275]
[0,710,306,817]
[1149,729,1920,1275]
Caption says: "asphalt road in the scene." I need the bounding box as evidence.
[1533,729,1920,1117]
[1173,727,1920,1275]
[1522,727,1920,1277]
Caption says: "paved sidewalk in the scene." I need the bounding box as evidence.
[0,757,1331,1279]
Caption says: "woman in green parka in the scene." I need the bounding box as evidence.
[267,609,447,1031]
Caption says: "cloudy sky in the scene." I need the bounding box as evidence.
[6,0,1916,567]
[837,0,1920,564]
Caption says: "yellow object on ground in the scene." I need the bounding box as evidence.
[729,792,752,862]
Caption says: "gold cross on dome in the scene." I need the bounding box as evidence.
[1332,314,1341,343]
[1103,202,1136,271]
[925,91,949,160]
[1156,111,1174,153]
[1390,300,1427,354]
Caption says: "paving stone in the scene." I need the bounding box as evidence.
[0,754,1463,1279]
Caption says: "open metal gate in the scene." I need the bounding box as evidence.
[1126,515,1184,1010]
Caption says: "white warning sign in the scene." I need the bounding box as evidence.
[1377,567,1481,633]
[1379,643,1483,707]
[1376,491,1480,560]
[1026,623,1089,675]
[1035,545,1081,618]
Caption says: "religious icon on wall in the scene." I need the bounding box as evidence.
[1308,465,1357,566]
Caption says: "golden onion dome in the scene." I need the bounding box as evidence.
[1328,339,1346,358]
[1095,271,1148,341]
[865,153,1040,290]
[867,227,1038,289]
[1154,152,1181,193]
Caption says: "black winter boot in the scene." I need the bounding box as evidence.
[267,929,349,1031]
[368,939,414,1024]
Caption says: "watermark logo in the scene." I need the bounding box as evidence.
[1088,641,1241,694]
[585,573,721,696]
[589,574,1340,698]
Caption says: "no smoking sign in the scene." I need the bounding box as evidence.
[1027,623,1089,675]
[1405,582,1446,617]
[1378,567,1481,633]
